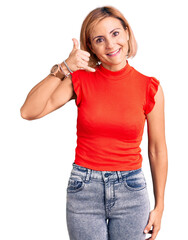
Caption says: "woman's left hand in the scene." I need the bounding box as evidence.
[144,207,164,240]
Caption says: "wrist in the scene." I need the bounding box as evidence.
[60,61,70,75]
[154,203,164,212]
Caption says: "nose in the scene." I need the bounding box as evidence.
[105,38,114,49]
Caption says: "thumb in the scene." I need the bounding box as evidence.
[144,219,153,234]
[72,38,79,50]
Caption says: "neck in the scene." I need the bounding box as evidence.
[101,58,127,72]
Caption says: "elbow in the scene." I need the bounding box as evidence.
[20,108,34,121]
[148,145,168,161]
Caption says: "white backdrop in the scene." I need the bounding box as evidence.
[0,0,187,239]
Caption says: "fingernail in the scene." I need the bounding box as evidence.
[144,230,148,233]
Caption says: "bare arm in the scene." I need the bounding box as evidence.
[146,84,168,211]
[26,75,53,98]
[20,38,95,120]
[143,84,168,239]
[33,75,76,120]
[20,73,65,119]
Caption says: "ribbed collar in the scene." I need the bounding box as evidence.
[95,59,132,80]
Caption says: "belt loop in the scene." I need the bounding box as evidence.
[116,171,123,183]
[85,168,92,182]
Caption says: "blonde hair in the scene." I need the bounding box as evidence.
[80,6,138,68]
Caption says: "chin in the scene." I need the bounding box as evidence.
[111,59,125,65]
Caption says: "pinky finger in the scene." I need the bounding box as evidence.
[78,59,96,72]
[84,65,96,72]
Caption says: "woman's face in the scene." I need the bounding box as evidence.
[89,17,129,71]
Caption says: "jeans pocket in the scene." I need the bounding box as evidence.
[66,172,85,193]
[123,168,147,191]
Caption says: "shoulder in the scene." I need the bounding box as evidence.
[130,67,155,95]
[131,66,161,89]
[131,66,152,84]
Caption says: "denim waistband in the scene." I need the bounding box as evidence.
[71,163,142,183]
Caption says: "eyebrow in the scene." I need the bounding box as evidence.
[92,28,121,41]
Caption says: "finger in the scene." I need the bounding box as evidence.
[144,221,153,234]
[76,59,88,68]
[79,54,90,62]
[72,38,79,50]
[150,226,160,240]
[145,229,153,235]
[83,65,96,72]
[145,229,159,240]
[76,58,96,72]
[145,231,153,240]
[79,49,91,57]
[79,61,95,72]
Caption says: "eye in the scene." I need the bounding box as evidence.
[113,31,119,36]
[96,38,104,43]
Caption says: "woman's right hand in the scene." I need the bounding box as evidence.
[63,38,96,72]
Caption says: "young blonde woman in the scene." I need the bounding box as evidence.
[20,5,168,240]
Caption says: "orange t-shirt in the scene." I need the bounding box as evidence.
[70,60,160,171]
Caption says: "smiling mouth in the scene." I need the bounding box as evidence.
[106,48,121,56]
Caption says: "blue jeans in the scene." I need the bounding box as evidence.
[66,163,150,240]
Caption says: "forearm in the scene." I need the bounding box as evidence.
[148,147,168,211]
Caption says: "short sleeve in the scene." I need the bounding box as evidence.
[70,70,82,107]
[145,76,160,115]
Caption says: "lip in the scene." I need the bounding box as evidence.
[106,48,121,57]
